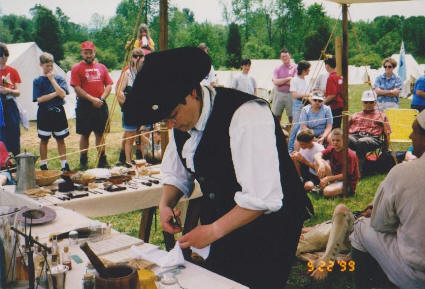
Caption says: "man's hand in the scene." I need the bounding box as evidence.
[178,224,218,249]
[159,206,182,235]
[292,151,304,163]
[319,176,329,189]
[0,86,8,95]
[92,97,103,108]
[317,136,324,144]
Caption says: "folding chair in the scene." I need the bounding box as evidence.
[384,108,418,144]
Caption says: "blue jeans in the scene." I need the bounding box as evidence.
[288,99,303,153]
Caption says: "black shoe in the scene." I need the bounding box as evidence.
[61,163,70,172]
[135,149,143,160]
[124,162,132,168]
[97,154,110,168]
[80,154,88,170]
[118,150,126,163]
[40,164,48,170]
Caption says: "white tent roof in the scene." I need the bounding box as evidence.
[216,59,368,92]
[6,42,76,120]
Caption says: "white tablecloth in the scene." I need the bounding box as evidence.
[0,180,202,217]
[2,206,247,289]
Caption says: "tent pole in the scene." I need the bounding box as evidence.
[342,4,349,196]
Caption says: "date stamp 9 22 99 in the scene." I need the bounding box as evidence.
[307,260,356,273]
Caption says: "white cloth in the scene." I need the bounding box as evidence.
[290,75,309,98]
[131,242,185,268]
[299,142,324,175]
[201,65,216,86]
[350,154,425,288]
[161,87,283,213]
[313,73,328,93]
[231,73,257,95]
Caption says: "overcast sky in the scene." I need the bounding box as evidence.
[2,0,425,26]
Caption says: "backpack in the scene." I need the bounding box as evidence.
[0,141,12,169]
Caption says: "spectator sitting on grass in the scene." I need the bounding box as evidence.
[291,128,324,192]
[298,91,333,146]
[314,128,359,197]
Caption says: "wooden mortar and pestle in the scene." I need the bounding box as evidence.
[80,242,139,289]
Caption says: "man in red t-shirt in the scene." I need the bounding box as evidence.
[0,43,22,155]
[71,41,113,169]
[314,128,359,197]
[324,57,344,129]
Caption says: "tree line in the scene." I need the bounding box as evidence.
[1,0,424,71]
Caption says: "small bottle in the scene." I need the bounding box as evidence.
[62,246,72,270]
[34,246,44,278]
[51,235,59,266]
[82,273,95,289]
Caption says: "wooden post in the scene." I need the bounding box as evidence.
[159,0,168,51]
[335,37,343,76]
[342,4,349,196]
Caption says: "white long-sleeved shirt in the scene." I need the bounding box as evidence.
[371,152,425,271]
[161,86,284,213]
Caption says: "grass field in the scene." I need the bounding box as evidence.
[20,84,412,288]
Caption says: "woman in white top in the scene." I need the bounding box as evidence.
[288,60,311,152]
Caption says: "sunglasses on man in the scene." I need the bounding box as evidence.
[132,54,144,59]
[312,99,323,103]
[384,65,393,69]
[363,101,375,104]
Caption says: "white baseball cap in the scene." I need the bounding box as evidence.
[361,90,375,102]
[311,91,325,101]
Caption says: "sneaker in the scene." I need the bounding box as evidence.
[124,162,132,168]
[118,150,126,163]
[40,164,48,170]
[97,154,110,168]
[61,163,70,172]
[135,149,143,160]
[80,154,88,170]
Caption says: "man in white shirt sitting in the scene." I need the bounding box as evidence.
[231,58,257,95]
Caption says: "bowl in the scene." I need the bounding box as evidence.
[35,170,62,186]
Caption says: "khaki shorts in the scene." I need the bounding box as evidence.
[272,91,293,118]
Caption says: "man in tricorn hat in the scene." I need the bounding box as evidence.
[123,47,312,289]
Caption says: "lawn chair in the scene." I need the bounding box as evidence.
[384,108,418,144]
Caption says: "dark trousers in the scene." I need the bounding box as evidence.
[348,133,382,160]
[411,104,425,112]
[351,248,397,289]
[332,108,343,128]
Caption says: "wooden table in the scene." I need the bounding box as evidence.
[0,171,203,251]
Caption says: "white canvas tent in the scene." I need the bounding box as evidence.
[6,42,76,120]
[216,59,368,98]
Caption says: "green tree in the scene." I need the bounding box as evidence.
[0,15,34,43]
[30,5,64,61]
[226,22,242,68]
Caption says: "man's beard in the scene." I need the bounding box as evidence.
[84,58,93,64]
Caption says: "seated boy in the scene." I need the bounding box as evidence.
[314,128,359,197]
[291,128,324,191]
[33,52,70,171]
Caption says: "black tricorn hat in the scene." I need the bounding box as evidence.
[123,47,211,126]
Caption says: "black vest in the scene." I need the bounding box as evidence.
[173,87,312,288]
[174,87,311,226]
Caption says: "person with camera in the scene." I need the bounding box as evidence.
[116,48,147,167]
